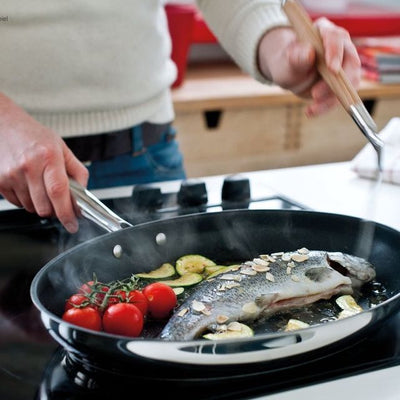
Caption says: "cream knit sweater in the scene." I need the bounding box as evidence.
[0,0,288,137]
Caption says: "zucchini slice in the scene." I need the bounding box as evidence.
[135,263,175,279]
[161,272,203,287]
[204,265,226,277]
[176,254,216,276]
[203,323,254,340]
[206,264,240,279]
[172,287,185,296]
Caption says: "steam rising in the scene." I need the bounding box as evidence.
[354,170,383,260]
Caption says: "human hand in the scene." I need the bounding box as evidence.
[257,18,361,117]
[0,94,89,233]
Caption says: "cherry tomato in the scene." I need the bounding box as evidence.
[127,290,148,316]
[95,286,109,304]
[142,282,177,319]
[62,306,102,331]
[79,281,109,306]
[106,289,127,306]
[102,303,143,337]
[79,280,95,294]
[64,294,90,311]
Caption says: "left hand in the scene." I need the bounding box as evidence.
[257,18,361,117]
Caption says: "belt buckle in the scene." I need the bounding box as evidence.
[132,148,146,157]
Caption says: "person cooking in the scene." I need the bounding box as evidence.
[0,0,361,233]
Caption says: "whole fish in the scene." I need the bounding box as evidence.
[159,249,376,341]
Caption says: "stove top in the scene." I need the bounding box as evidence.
[0,174,399,400]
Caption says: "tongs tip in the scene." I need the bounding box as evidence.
[350,104,384,173]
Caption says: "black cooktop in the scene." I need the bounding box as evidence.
[0,178,399,400]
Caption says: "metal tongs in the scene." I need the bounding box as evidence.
[69,178,132,232]
[282,0,384,171]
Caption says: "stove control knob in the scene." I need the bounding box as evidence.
[178,179,208,206]
[132,185,163,209]
[222,174,251,202]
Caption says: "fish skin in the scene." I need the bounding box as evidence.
[159,250,376,341]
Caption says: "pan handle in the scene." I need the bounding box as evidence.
[69,179,132,232]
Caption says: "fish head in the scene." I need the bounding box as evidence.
[326,252,376,289]
[270,251,354,306]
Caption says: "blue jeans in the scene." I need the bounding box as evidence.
[86,124,186,189]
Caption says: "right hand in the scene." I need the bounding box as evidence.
[0,94,89,233]
[257,20,361,117]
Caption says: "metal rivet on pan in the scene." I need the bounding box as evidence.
[155,232,167,246]
[113,244,123,258]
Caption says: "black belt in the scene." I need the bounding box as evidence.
[64,122,172,162]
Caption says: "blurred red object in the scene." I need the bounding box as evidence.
[192,9,217,43]
[165,4,196,88]
[306,2,400,37]
[190,2,400,41]
[166,2,400,88]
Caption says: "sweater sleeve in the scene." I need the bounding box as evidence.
[196,0,290,83]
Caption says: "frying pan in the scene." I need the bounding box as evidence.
[30,182,400,381]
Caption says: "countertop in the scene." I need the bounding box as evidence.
[247,161,400,231]
[258,364,400,400]
[172,62,400,112]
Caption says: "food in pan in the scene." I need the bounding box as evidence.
[175,254,217,276]
[62,279,178,336]
[159,249,376,341]
[135,263,176,279]
[136,254,239,286]
[202,321,255,340]
[159,272,203,287]
[61,248,380,340]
